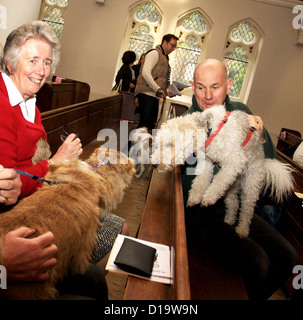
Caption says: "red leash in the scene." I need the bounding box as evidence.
[201,112,230,152]
[242,127,255,148]
[201,112,255,151]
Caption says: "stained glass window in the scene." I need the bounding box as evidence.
[182,11,207,34]
[171,35,201,85]
[39,0,69,42]
[171,11,210,85]
[223,46,248,98]
[135,2,159,24]
[230,22,255,45]
[128,2,160,63]
[42,8,65,41]
[223,21,259,99]
[129,25,154,61]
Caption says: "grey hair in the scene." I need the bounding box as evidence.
[0,20,60,75]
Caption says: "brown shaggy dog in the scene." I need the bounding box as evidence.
[86,147,135,212]
[0,148,135,300]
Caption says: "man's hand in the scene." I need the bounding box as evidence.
[1,227,57,282]
[247,115,265,142]
[156,89,166,99]
[167,91,176,98]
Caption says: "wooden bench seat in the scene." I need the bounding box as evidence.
[124,167,191,300]
[124,166,248,300]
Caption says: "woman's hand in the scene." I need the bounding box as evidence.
[0,166,22,205]
[50,133,83,163]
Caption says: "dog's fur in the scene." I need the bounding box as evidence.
[32,137,52,165]
[129,127,153,179]
[86,147,136,212]
[0,146,134,299]
[151,105,294,238]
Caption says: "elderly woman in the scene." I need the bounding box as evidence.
[0,20,82,199]
[0,21,125,299]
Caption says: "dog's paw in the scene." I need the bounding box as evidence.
[235,225,249,238]
[187,196,200,207]
[224,214,236,226]
[187,190,203,207]
[200,189,220,207]
[201,195,216,207]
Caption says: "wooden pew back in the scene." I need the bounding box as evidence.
[37,77,90,112]
[276,149,303,260]
[41,95,122,153]
[276,128,302,158]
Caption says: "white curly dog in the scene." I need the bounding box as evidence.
[151,105,293,238]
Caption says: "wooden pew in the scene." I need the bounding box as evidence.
[275,128,303,259]
[276,129,302,158]
[124,167,191,300]
[41,94,122,153]
[275,145,303,296]
[37,77,90,112]
[124,166,248,300]
[276,149,303,261]
[40,97,248,300]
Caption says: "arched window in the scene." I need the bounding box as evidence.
[39,0,69,42]
[170,10,212,85]
[223,20,263,102]
[125,1,162,63]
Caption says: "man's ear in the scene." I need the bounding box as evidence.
[226,78,233,95]
[190,80,195,92]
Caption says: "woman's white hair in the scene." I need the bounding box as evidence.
[0,20,60,75]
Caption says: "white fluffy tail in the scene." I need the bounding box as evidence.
[263,159,294,203]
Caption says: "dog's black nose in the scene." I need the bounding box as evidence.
[152,164,158,169]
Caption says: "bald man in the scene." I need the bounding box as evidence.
[181,59,299,300]
[189,59,268,142]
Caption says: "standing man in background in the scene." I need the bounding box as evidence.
[134,34,178,130]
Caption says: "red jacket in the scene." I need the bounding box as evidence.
[0,73,49,197]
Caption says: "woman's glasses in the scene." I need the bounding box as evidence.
[60,129,78,142]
